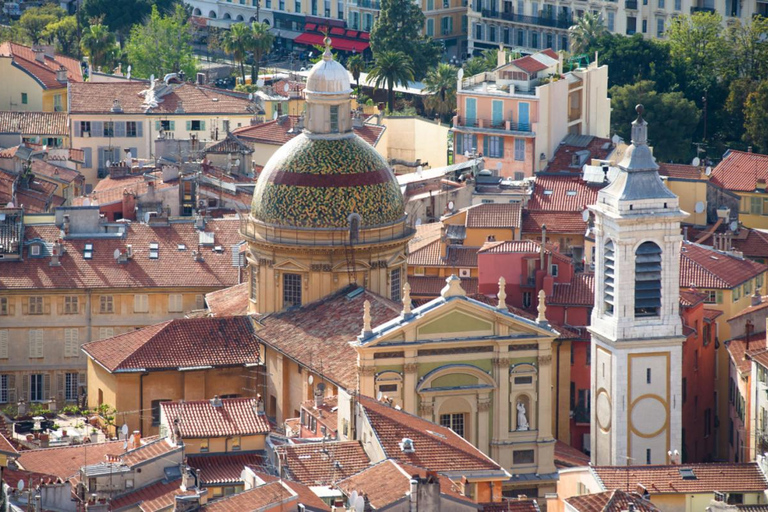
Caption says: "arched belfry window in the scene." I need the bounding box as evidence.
[604,240,615,315]
[635,241,662,317]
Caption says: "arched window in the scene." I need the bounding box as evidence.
[193,7,201,15]
[208,10,217,18]
[635,241,662,317]
[604,240,615,315]
[375,371,403,407]
[223,12,231,19]
[236,14,244,20]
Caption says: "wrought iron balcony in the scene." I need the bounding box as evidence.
[690,5,715,12]
[455,116,533,133]
[480,8,572,29]
[625,0,638,8]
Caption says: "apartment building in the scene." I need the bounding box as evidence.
[453,49,610,179]
[0,206,243,412]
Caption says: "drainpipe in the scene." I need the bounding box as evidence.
[540,225,547,269]
[85,289,92,343]
[139,371,148,436]
[555,339,562,441]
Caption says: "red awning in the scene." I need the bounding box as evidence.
[345,30,359,38]
[330,26,345,35]
[294,32,370,52]
[304,22,317,30]
[359,32,370,40]
[294,32,326,47]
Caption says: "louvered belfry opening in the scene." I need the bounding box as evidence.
[604,240,615,315]
[635,241,662,317]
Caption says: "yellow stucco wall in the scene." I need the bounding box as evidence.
[42,88,67,112]
[184,434,265,455]
[664,178,708,226]
[738,192,768,230]
[379,117,450,169]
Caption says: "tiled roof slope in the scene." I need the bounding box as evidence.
[465,202,522,228]
[527,175,599,211]
[161,398,270,438]
[545,136,613,173]
[554,440,590,468]
[204,480,330,511]
[408,222,443,253]
[522,210,586,234]
[274,441,371,486]
[548,274,594,306]
[592,463,768,494]
[205,282,250,316]
[658,163,703,180]
[82,316,260,372]
[69,82,252,115]
[0,112,68,135]
[710,150,768,192]
[0,42,83,88]
[0,432,18,456]
[117,438,179,467]
[233,115,384,147]
[255,287,400,390]
[0,218,242,290]
[17,441,123,479]
[30,159,83,184]
[565,490,660,512]
[187,453,268,485]
[680,242,767,289]
[359,395,503,473]
[109,478,195,512]
[408,276,478,296]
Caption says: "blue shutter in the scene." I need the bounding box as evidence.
[465,98,477,127]
[472,135,478,153]
[129,147,137,158]
[74,121,81,137]
[518,102,530,131]
[482,135,489,156]
[455,132,462,155]
[137,122,143,137]
[155,121,161,131]
[115,122,126,137]
[499,137,505,158]
[186,121,192,131]
[92,121,103,138]
[200,121,206,131]
[170,121,176,131]
[83,147,92,168]
[492,100,503,128]
[97,147,105,169]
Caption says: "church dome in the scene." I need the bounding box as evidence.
[305,39,352,95]
[250,134,405,228]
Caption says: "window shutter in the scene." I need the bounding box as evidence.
[455,133,462,155]
[29,331,36,357]
[0,330,8,358]
[78,372,86,389]
[155,120,161,131]
[83,148,92,168]
[44,297,51,315]
[98,147,105,170]
[200,121,206,131]
[186,121,192,131]
[21,374,28,401]
[8,375,16,403]
[170,121,176,131]
[44,374,51,400]
[483,135,489,156]
[472,135,478,153]
[115,122,126,137]
[499,137,505,157]
[74,121,82,137]
[195,295,204,309]
[22,300,28,315]
[92,121,103,137]
[129,147,137,158]
[57,298,63,315]
[57,373,65,400]
[137,121,143,137]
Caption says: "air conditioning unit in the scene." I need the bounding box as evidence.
[459,268,471,278]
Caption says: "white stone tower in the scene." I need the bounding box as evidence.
[588,105,687,466]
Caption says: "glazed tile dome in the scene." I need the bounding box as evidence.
[250,133,406,229]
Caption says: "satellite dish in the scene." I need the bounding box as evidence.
[123,441,128,450]
[377,390,383,401]
[308,375,314,385]
[150,74,155,84]
[105,160,111,168]
[730,220,739,232]
[415,218,422,226]
[248,93,254,101]
[350,491,358,505]
[256,78,265,87]
[113,249,121,260]
[235,159,241,167]
[692,157,701,167]
[127,65,131,80]
[273,111,278,120]
[354,496,365,512]
[448,200,455,210]
[611,134,620,145]
[317,382,326,391]
[694,201,705,213]
[18,480,24,491]
[705,166,712,176]
[121,424,129,436]
[83,198,90,207]
[283,82,290,93]
[582,209,589,222]
[457,68,464,80]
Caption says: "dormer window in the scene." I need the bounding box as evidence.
[30,245,41,257]
[84,243,93,260]
[635,241,662,317]
[149,242,159,259]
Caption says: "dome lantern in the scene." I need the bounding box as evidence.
[304,37,353,136]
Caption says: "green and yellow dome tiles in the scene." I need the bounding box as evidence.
[251,134,406,228]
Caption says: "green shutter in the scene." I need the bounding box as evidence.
[186,121,191,131]
[472,135,478,153]
[170,121,176,131]
[482,135,489,156]
[155,121,161,131]
[455,133,462,155]
[200,121,206,131]
[717,290,723,304]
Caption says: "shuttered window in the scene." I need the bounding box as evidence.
[99,327,115,340]
[64,328,79,357]
[29,330,44,358]
[64,296,79,314]
[169,294,183,313]
[134,294,149,313]
[29,296,43,315]
[100,295,114,313]
[604,240,615,315]
[65,373,79,401]
[0,330,8,358]
[0,374,10,403]
[635,241,662,317]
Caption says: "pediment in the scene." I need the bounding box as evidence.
[273,259,310,272]
[417,310,494,338]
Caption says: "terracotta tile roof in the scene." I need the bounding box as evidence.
[0,42,83,89]
[703,308,723,321]
[116,438,179,467]
[748,347,768,373]
[0,432,18,456]
[0,468,61,491]
[206,282,250,316]
[728,334,768,373]
[478,239,541,254]
[483,500,540,511]
[274,441,370,486]
[548,273,594,306]
[408,239,442,266]
[554,440,589,468]
[255,287,400,390]
[301,395,339,434]
[680,242,767,289]
[465,203,522,228]
[83,316,261,372]
[0,112,68,135]
[272,80,306,98]
[30,159,82,184]
[408,222,443,253]
[281,480,332,511]
[658,163,703,180]
[161,398,270,438]
[409,276,478,297]
[0,218,242,290]
[88,172,176,206]
[565,490,660,512]
[337,459,473,509]
[592,463,768,494]
[69,82,253,115]
[544,137,613,174]
[17,441,123,480]
[203,480,323,511]
[710,150,768,192]
[511,55,549,74]
[528,175,599,211]
[522,210,586,234]
[0,146,19,158]
[359,395,503,473]
[110,478,196,512]
[679,289,706,307]
[187,453,268,485]
[728,298,768,321]
[204,134,254,154]
[233,116,384,147]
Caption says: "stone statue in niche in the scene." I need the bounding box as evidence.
[517,401,529,431]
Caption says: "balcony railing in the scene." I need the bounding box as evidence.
[480,8,572,29]
[690,5,715,12]
[520,274,536,287]
[358,0,381,8]
[625,0,638,8]
[455,116,533,133]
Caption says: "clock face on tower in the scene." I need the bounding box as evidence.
[596,388,612,432]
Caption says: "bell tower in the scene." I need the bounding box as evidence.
[588,105,687,466]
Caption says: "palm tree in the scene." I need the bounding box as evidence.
[423,62,458,122]
[222,22,250,84]
[347,54,365,96]
[80,24,115,71]
[248,22,274,86]
[568,12,608,55]
[368,51,414,112]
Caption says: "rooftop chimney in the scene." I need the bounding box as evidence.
[196,73,205,85]
[56,66,68,83]
[211,395,223,407]
[50,240,63,266]
[132,430,141,449]
[752,291,762,307]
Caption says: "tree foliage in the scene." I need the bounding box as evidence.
[19,5,65,44]
[221,22,250,84]
[43,16,79,57]
[125,5,197,79]
[80,0,175,40]
[248,21,274,85]
[423,62,458,122]
[462,48,520,77]
[666,12,728,97]
[80,23,116,71]
[369,0,439,80]
[568,12,608,55]
[744,80,768,153]
[347,54,365,95]
[611,80,700,162]
[368,50,414,111]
